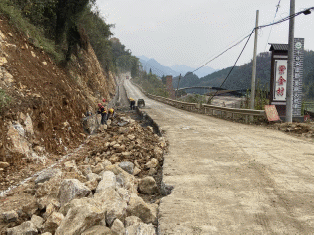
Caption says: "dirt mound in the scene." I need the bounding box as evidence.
[0,14,115,176]
[271,122,314,138]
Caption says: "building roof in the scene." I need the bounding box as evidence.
[269,43,288,51]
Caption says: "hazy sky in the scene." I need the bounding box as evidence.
[96,0,314,70]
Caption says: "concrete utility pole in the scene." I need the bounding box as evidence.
[286,0,295,122]
[250,10,259,121]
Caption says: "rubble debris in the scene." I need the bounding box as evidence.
[0,115,167,234]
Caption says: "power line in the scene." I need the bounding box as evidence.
[208,30,254,103]
[138,6,314,98]
[264,0,282,51]
[190,33,253,75]
[204,6,314,102]
[191,6,314,76]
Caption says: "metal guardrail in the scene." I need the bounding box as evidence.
[130,82,266,123]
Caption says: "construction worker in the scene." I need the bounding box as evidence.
[107,108,115,120]
[97,103,107,125]
[130,97,136,110]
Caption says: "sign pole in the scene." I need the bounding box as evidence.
[250,10,259,122]
[286,0,295,122]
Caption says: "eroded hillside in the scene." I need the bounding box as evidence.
[0,15,115,187]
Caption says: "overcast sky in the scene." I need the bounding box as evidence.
[96,0,314,70]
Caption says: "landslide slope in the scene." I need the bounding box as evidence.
[0,15,115,188]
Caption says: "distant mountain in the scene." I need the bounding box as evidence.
[137,56,216,78]
[138,57,179,77]
[170,65,216,78]
[137,55,151,62]
[176,52,272,91]
[170,50,314,100]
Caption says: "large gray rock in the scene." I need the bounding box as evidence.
[59,198,102,216]
[2,210,18,223]
[94,188,127,227]
[31,215,44,230]
[96,171,116,193]
[138,176,158,194]
[58,179,91,206]
[126,194,157,225]
[111,218,125,234]
[117,187,131,204]
[125,223,156,235]
[124,216,143,227]
[115,172,138,194]
[35,171,63,209]
[55,204,106,235]
[7,123,30,156]
[82,115,99,135]
[81,225,113,235]
[35,168,62,184]
[119,161,134,174]
[6,221,38,235]
[43,212,64,234]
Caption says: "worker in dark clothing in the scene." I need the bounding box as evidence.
[107,108,115,120]
[130,98,136,110]
[97,103,107,125]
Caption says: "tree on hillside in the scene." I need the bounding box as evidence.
[79,4,113,73]
[55,0,90,45]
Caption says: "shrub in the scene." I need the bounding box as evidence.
[0,89,11,112]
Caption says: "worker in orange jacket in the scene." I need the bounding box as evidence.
[97,103,107,125]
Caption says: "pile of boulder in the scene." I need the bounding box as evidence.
[0,115,167,234]
[273,122,314,138]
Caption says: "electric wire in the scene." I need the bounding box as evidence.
[264,0,282,51]
[191,6,314,101]
[139,6,314,101]
[207,30,254,103]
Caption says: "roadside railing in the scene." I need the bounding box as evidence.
[130,81,266,123]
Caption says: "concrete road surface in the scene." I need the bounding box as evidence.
[124,79,314,235]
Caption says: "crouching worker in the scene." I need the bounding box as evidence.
[107,108,115,120]
[97,103,107,125]
[129,98,136,110]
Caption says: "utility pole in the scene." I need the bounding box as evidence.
[286,0,295,122]
[175,74,181,100]
[250,10,259,120]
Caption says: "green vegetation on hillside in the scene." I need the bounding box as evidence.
[0,89,11,113]
[178,51,314,101]
[0,0,138,74]
[133,72,169,98]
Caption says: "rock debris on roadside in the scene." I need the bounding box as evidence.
[0,114,166,234]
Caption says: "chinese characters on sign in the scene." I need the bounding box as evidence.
[273,60,287,101]
[292,38,304,116]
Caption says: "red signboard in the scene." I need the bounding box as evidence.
[264,105,281,122]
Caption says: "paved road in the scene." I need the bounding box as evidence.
[124,79,314,235]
